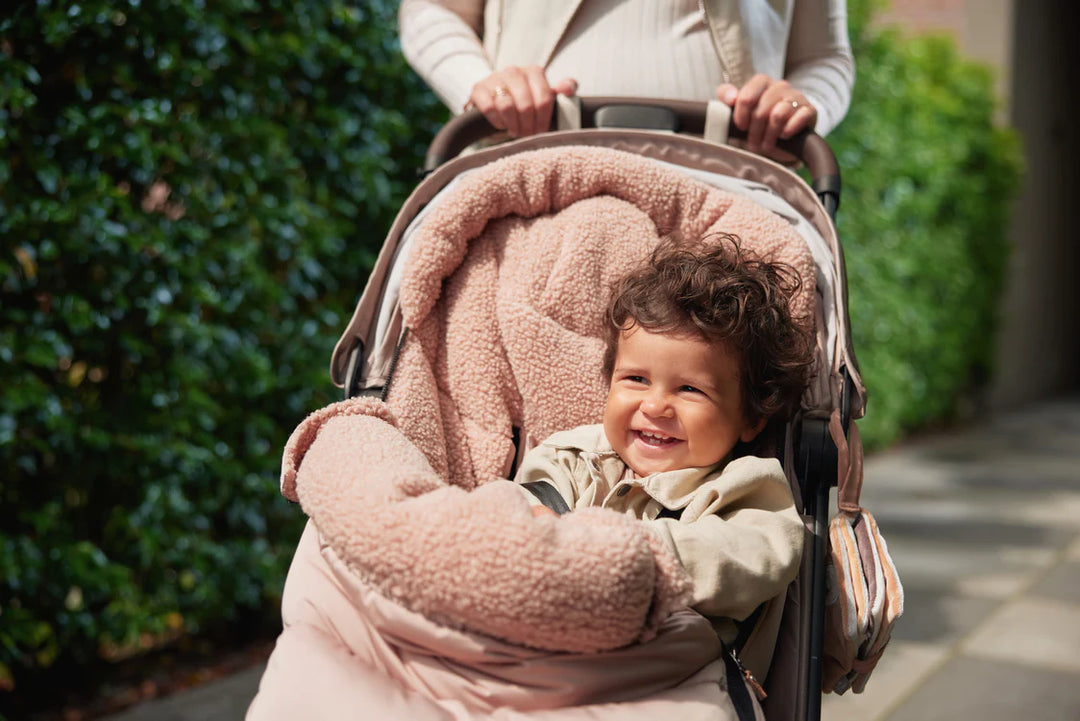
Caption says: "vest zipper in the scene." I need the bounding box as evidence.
[698,0,731,85]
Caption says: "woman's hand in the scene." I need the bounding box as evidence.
[717,74,817,155]
[467,66,578,138]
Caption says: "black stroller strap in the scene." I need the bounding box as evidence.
[723,602,767,721]
[734,602,766,653]
[520,481,572,515]
[723,646,760,721]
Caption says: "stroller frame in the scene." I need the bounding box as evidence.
[331,98,864,721]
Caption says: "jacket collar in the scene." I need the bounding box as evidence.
[545,424,727,509]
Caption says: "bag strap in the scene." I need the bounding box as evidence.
[830,408,865,513]
[521,481,572,515]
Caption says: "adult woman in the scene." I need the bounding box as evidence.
[399,0,855,154]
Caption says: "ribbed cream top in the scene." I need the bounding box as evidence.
[400,0,854,136]
[544,0,723,101]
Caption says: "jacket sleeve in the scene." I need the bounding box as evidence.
[644,457,804,621]
[511,440,585,508]
[398,0,494,113]
[783,0,856,136]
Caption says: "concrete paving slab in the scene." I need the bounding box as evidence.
[881,538,1056,603]
[873,502,1079,539]
[890,591,998,645]
[1030,558,1080,603]
[819,641,946,721]
[1069,536,1080,560]
[855,456,961,498]
[1013,494,1080,527]
[962,597,1080,674]
[884,655,1080,721]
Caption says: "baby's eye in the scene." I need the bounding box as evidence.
[679,385,703,394]
[621,375,648,385]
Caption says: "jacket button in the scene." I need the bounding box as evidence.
[616,485,631,497]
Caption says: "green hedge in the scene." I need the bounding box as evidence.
[0,0,445,707]
[829,0,1023,447]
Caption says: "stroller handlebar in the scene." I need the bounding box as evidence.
[424,96,841,212]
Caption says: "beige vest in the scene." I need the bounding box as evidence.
[482,0,756,88]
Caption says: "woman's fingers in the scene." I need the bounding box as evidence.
[551,77,578,96]
[500,66,540,137]
[716,82,739,106]
[728,75,817,153]
[522,66,556,137]
[761,101,793,151]
[759,93,815,152]
[494,79,523,137]
[747,77,795,150]
[732,74,770,135]
[469,79,506,131]
[469,66,560,137]
[781,103,817,139]
[469,70,522,135]
[759,90,800,151]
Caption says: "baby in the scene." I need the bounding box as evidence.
[514,234,814,678]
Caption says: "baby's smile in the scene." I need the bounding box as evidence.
[634,429,680,447]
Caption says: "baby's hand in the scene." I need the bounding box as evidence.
[531,504,560,519]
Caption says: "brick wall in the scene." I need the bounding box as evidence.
[874,0,1013,112]
[876,0,968,42]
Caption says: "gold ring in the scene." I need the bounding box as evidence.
[493,86,510,99]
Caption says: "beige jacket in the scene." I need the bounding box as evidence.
[515,424,804,679]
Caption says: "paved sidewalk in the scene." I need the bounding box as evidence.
[102,398,1080,721]
[821,397,1080,721]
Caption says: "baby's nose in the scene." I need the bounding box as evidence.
[641,392,674,417]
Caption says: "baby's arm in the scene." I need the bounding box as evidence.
[489,439,582,518]
[511,439,584,512]
[644,456,803,621]
[490,476,560,517]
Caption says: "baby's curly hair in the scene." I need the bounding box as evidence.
[603,234,814,426]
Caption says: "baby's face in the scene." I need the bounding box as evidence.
[602,326,764,476]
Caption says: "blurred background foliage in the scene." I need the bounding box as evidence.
[0,0,445,713]
[832,0,1023,444]
[0,0,1021,714]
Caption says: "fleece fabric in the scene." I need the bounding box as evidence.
[255,145,814,719]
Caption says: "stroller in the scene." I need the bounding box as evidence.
[248,98,899,721]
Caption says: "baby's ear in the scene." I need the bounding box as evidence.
[740,415,769,443]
